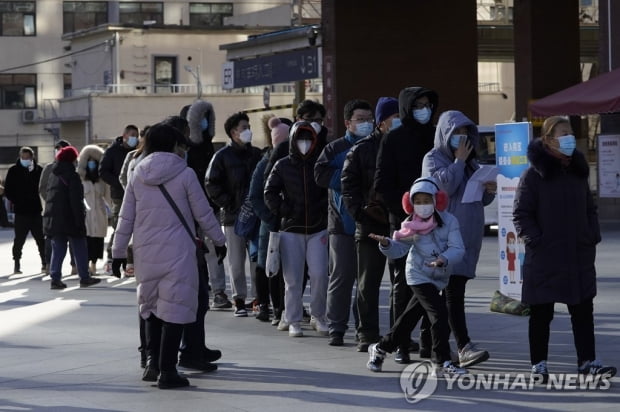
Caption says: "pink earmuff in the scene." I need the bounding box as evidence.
[401,189,449,215]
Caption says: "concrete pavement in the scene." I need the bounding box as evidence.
[1,224,619,411]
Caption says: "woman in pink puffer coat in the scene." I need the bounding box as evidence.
[112,123,226,389]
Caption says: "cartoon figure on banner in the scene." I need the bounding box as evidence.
[506,231,517,284]
[517,236,525,284]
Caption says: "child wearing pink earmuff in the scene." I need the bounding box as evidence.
[366,176,467,376]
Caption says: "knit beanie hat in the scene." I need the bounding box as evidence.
[56,146,79,163]
[375,97,399,125]
[268,116,291,147]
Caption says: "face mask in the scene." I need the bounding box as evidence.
[200,118,209,131]
[354,121,373,137]
[239,129,253,144]
[297,139,312,155]
[557,134,576,156]
[413,107,431,124]
[20,159,32,168]
[310,122,322,135]
[413,203,435,219]
[87,160,97,171]
[450,134,467,150]
[127,136,139,148]
[389,117,402,132]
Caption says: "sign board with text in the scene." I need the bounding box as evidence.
[222,48,321,89]
[495,122,532,300]
[597,134,620,198]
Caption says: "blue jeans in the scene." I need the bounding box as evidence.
[50,235,90,281]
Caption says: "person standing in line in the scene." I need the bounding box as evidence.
[43,146,101,289]
[184,100,232,310]
[248,115,290,323]
[366,177,467,376]
[112,123,226,389]
[100,124,139,276]
[206,111,262,317]
[374,86,438,362]
[314,99,374,345]
[4,146,46,274]
[39,139,76,275]
[342,97,399,352]
[264,121,328,338]
[421,110,493,368]
[77,145,110,275]
[513,116,616,383]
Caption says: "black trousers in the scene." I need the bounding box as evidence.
[355,237,386,343]
[378,283,451,364]
[145,314,184,372]
[179,255,210,361]
[256,265,283,310]
[12,213,45,263]
[529,299,595,366]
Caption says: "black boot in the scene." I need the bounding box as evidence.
[143,315,161,381]
[256,304,270,322]
[14,260,22,274]
[158,321,189,389]
[158,371,189,389]
[142,355,160,382]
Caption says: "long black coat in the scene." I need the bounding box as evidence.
[513,139,600,305]
[43,161,87,237]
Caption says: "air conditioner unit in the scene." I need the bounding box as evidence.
[21,109,37,124]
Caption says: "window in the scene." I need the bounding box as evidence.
[63,2,108,34]
[0,74,36,109]
[63,74,72,98]
[189,3,233,27]
[0,1,36,36]
[120,2,163,25]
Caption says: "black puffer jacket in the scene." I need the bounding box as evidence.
[513,139,600,305]
[374,86,438,228]
[100,136,131,200]
[342,128,390,240]
[43,161,86,237]
[264,124,327,234]
[205,141,262,226]
[4,158,42,215]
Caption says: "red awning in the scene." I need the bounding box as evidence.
[529,68,620,116]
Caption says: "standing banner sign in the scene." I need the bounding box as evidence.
[495,122,532,300]
[597,134,620,198]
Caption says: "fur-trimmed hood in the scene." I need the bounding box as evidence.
[78,144,105,179]
[527,138,589,180]
[187,100,215,145]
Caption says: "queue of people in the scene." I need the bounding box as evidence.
[2,91,615,389]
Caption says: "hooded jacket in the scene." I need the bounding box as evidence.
[186,100,217,195]
[78,145,111,238]
[112,151,226,324]
[342,128,390,240]
[513,139,599,305]
[43,161,86,237]
[264,123,328,234]
[100,136,131,200]
[4,157,43,215]
[374,87,438,228]
[421,110,495,278]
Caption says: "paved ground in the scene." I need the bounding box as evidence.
[1,224,619,411]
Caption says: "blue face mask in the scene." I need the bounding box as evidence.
[450,134,467,150]
[87,160,97,171]
[200,118,209,131]
[557,134,576,157]
[413,107,431,124]
[127,136,139,148]
[354,121,373,137]
[389,117,402,131]
[20,159,32,168]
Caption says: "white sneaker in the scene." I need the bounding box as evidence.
[311,316,329,336]
[289,323,303,337]
[124,263,135,277]
[89,262,97,275]
[433,361,468,377]
[277,319,290,331]
[103,260,113,276]
[458,342,489,367]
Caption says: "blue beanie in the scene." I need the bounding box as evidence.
[375,97,399,125]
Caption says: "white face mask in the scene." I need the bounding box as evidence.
[413,204,435,219]
[239,129,252,144]
[297,139,312,155]
[310,122,322,135]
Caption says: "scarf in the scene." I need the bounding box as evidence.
[393,214,438,241]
